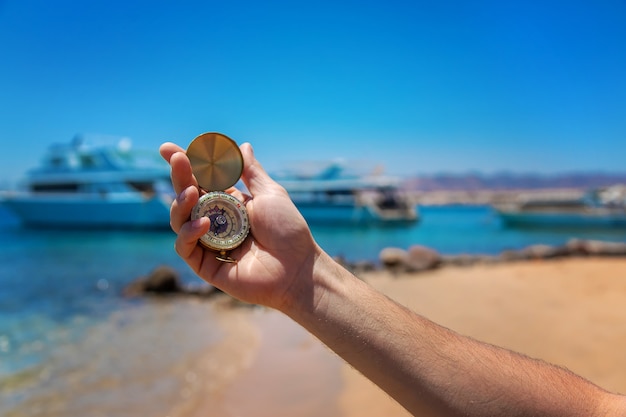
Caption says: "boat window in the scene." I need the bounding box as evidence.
[325,190,354,196]
[48,156,66,168]
[127,181,155,193]
[377,194,406,209]
[80,154,100,168]
[32,183,80,192]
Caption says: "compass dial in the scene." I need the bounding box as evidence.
[191,191,250,252]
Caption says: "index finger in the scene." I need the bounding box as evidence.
[159,142,198,195]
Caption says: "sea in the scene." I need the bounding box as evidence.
[1,204,625,416]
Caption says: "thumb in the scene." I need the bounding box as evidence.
[239,142,281,196]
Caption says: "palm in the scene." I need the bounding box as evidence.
[202,186,316,308]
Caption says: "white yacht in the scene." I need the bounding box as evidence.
[493,185,626,228]
[275,162,418,224]
[1,135,174,228]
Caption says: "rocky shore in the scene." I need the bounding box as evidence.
[408,187,587,206]
[344,238,626,274]
[126,238,626,299]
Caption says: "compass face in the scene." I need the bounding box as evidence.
[191,191,250,251]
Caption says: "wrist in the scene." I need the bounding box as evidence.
[277,245,356,327]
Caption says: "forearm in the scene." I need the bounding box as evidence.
[281,251,621,416]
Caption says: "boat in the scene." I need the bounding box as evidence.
[0,135,174,228]
[493,185,626,228]
[274,161,418,224]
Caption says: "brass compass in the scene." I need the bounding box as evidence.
[187,132,250,263]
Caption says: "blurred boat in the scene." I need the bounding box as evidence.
[274,161,418,224]
[493,185,626,228]
[0,135,174,228]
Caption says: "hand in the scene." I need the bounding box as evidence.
[159,142,321,311]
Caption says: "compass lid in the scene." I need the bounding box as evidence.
[186,132,244,191]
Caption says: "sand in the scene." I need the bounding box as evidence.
[340,257,626,416]
[174,257,626,417]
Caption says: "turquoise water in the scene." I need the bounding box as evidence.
[310,205,626,261]
[1,204,625,414]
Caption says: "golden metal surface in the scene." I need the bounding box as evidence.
[216,251,238,263]
[186,132,244,191]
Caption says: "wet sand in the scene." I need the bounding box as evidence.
[174,305,342,417]
[176,257,626,417]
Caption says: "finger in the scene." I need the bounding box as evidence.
[159,142,186,163]
[174,217,216,275]
[170,151,198,195]
[170,185,199,233]
[224,186,248,203]
[239,142,281,197]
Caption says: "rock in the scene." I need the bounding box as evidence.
[520,244,569,260]
[124,265,182,297]
[565,239,588,256]
[579,240,626,256]
[379,247,408,268]
[441,254,479,267]
[405,245,441,272]
[144,266,182,293]
[475,255,502,264]
[565,239,626,257]
[500,244,569,262]
[441,254,499,266]
[379,245,440,273]
[124,265,227,299]
[351,260,378,273]
[499,249,530,262]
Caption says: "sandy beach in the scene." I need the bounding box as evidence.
[11,256,622,416]
[159,256,626,417]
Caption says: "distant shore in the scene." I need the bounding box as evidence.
[409,187,586,206]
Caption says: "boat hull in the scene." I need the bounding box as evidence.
[1,192,172,229]
[497,209,626,229]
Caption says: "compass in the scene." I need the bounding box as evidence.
[187,132,250,263]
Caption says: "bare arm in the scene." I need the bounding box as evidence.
[160,141,625,417]
[285,250,625,416]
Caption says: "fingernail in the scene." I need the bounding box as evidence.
[243,142,254,157]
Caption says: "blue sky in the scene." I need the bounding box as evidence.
[1,0,625,183]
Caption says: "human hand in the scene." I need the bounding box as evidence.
[159,141,322,311]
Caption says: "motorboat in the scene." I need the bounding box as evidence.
[493,185,626,228]
[274,161,418,225]
[0,135,174,228]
